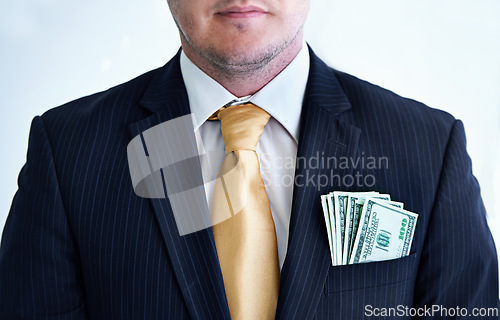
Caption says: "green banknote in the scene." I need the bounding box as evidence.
[320,191,418,266]
[350,198,417,264]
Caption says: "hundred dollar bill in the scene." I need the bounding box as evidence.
[350,198,418,264]
[350,194,391,256]
[327,193,341,265]
[324,193,337,265]
[350,195,392,264]
[320,195,335,266]
[334,191,349,265]
[345,192,380,263]
[343,195,355,264]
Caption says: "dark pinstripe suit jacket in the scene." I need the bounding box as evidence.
[1,47,498,319]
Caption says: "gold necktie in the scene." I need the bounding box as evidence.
[210,103,280,320]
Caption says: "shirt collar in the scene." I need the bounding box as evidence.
[180,43,310,142]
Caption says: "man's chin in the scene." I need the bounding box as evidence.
[208,48,277,71]
[209,39,278,63]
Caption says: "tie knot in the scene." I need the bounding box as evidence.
[217,103,271,152]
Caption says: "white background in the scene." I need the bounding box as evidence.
[1,0,499,288]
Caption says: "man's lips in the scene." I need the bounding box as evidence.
[216,6,268,19]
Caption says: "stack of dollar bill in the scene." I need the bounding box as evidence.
[320,191,418,265]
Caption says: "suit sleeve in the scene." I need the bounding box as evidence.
[0,116,88,319]
[413,120,499,318]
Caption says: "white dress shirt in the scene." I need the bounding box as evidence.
[180,45,310,269]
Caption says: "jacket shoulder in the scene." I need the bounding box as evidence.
[333,69,457,130]
[41,67,161,124]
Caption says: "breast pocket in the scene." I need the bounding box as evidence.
[314,253,419,320]
[326,253,418,293]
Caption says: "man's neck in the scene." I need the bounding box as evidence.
[180,31,304,98]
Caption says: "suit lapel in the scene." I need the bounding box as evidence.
[127,51,230,320]
[276,48,361,319]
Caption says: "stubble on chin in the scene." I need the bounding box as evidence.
[197,27,302,79]
[203,43,279,74]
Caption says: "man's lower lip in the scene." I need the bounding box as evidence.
[217,11,266,19]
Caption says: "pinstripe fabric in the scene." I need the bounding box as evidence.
[0,47,498,319]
